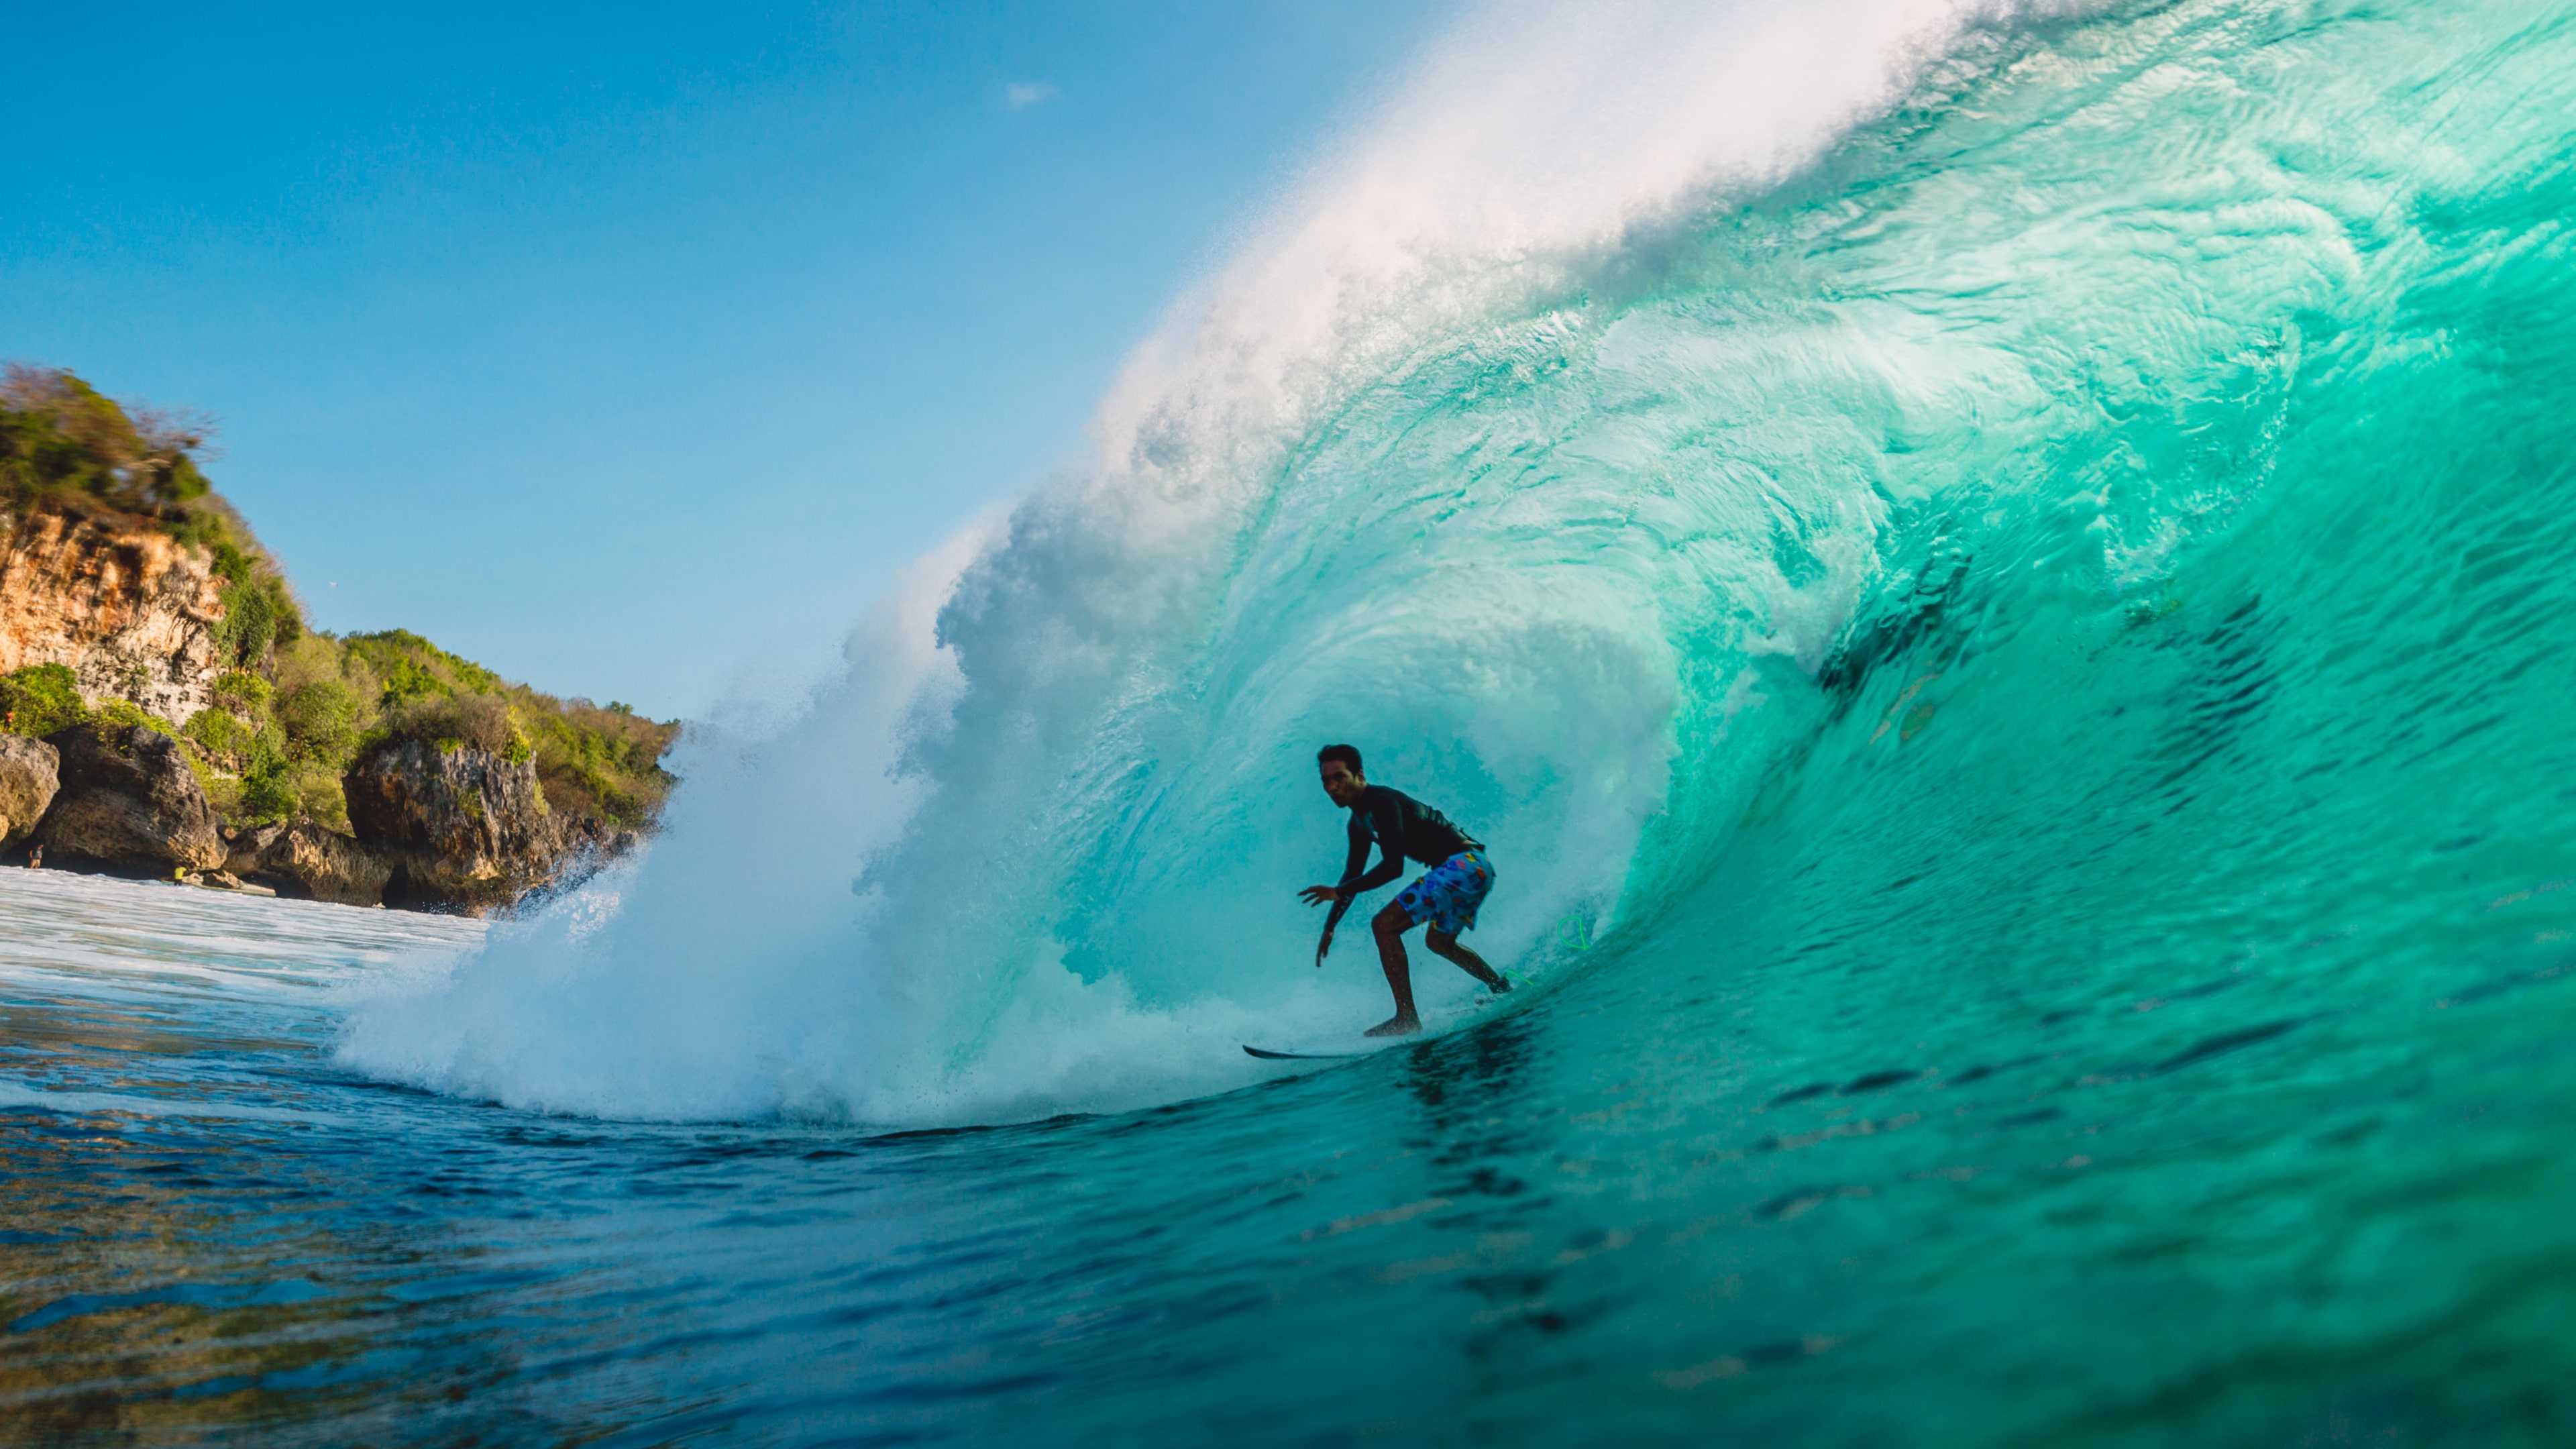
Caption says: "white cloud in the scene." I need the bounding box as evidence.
[1003,81,1059,111]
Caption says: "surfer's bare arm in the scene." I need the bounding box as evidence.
[1298,823,1377,962]
[1299,890,1353,964]
[1316,847,1405,954]
[1313,896,1348,965]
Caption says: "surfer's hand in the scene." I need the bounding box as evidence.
[1316,928,1333,965]
[1298,884,1343,907]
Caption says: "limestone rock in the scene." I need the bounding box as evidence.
[345,739,569,912]
[0,507,230,722]
[0,733,60,851]
[227,819,392,906]
[36,722,225,873]
[221,820,283,876]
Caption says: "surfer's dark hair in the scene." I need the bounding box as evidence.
[1317,743,1362,773]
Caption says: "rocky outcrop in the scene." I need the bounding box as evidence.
[345,739,582,912]
[1,507,229,722]
[225,819,394,906]
[187,869,274,896]
[561,814,643,867]
[36,722,225,874]
[0,734,59,851]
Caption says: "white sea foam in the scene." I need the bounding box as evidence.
[0,1082,348,1126]
[337,0,2087,1126]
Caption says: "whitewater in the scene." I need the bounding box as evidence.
[9,0,2576,1442]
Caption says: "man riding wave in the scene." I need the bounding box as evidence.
[1298,743,1509,1036]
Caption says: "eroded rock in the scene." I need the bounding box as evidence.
[0,506,230,723]
[36,722,225,874]
[228,818,393,907]
[346,739,569,912]
[0,734,60,851]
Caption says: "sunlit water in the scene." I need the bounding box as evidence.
[12,0,2576,1442]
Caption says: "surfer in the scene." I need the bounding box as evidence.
[1299,743,1508,1036]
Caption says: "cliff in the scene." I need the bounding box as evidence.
[0,504,229,722]
[1,365,678,912]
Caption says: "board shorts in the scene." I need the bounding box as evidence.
[1395,850,1495,935]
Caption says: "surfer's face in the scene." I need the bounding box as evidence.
[1320,760,1363,806]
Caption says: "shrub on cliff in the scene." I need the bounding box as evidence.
[181,704,256,763]
[526,698,679,826]
[237,758,303,825]
[272,636,380,731]
[277,678,363,762]
[193,527,305,668]
[212,557,301,667]
[286,763,353,833]
[211,670,272,715]
[0,665,182,743]
[184,664,347,830]
[368,692,535,765]
[91,698,180,737]
[341,630,504,704]
[182,670,279,771]
[1,663,87,738]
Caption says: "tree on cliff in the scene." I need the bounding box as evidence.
[0,364,213,513]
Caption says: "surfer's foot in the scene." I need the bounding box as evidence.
[1483,971,1511,994]
[1363,1014,1422,1038]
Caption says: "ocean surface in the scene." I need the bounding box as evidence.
[9,0,2576,1442]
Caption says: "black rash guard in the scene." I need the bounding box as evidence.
[1336,784,1485,898]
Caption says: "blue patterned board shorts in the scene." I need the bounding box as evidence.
[1395,850,1495,935]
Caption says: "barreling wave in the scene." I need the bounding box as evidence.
[339,0,2576,1126]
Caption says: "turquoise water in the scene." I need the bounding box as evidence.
[10,0,2576,1441]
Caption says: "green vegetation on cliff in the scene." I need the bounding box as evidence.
[0,661,87,739]
[333,631,679,827]
[1,368,680,837]
[1,364,212,513]
[1,366,302,667]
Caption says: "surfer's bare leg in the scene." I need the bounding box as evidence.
[1426,928,1507,992]
[1366,901,1421,1036]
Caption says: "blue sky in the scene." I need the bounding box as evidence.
[2,1,1450,716]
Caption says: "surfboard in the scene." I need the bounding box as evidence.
[1244,1042,1377,1060]
[1246,971,1527,1060]
[1246,974,1527,1060]
[1242,1034,1417,1061]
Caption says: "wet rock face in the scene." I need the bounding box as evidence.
[0,734,60,851]
[227,819,393,907]
[36,723,225,873]
[345,739,570,912]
